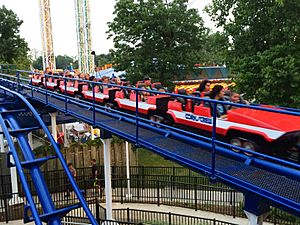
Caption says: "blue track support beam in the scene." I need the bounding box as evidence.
[0,114,42,225]
[244,193,270,216]
[0,85,99,225]
[4,112,61,225]
[100,129,112,139]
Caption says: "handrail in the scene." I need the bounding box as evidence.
[5,71,300,116]
[23,72,300,114]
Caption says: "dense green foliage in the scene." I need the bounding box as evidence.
[0,6,30,69]
[95,53,113,67]
[56,55,74,70]
[107,0,207,85]
[32,56,43,70]
[207,0,300,107]
[32,55,77,70]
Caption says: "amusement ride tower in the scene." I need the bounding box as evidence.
[39,0,56,70]
[74,0,94,73]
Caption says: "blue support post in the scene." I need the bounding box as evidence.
[30,75,33,98]
[92,82,95,125]
[0,85,99,225]
[211,102,217,180]
[244,193,270,225]
[45,74,48,105]
[5,114,61,225]
[135,90,139,145]
[16,71,20,92]
[64,78,67,113]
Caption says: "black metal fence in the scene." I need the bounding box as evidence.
[1,166,300,225]
[113,208,238,225]
[65,201,239,225]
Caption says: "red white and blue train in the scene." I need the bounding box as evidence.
[31,74,300,160]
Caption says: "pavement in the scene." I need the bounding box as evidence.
[0,202,273,225]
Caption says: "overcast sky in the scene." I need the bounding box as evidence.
[0,0,214,57]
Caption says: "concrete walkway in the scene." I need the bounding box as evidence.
[0,202,273,225]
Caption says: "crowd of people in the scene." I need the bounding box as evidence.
[36,68,248,118]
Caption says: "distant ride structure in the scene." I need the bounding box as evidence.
[39,0,56,71]
[38,0,94,73]
[74,0,94,74]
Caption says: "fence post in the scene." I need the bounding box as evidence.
[137,175,140,200]
[0,174,9,223]
[95,198,101,224]
[4,197,8,223]
[233,190,236,218]
[157,180,160,206]
[194,183,197,211]
[141,166,145,189]
[127,207,130,223]
[213,218,216,225]
[121,179,124,204]
[169,212,172,225]
[170,175,173,201]
[172,166,175,190]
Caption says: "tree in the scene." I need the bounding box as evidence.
[32,56,43,70]
[206,0,300,107]
[32,55,77,71]
[201,31,228,66]
[95,53,112,67]
[55,55,74,70]
[107,0,207,85]
[0,6,30,69]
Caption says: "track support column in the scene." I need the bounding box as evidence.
[62,124,68,147]
[244,193,270,225]
[50,112,57,142]
[0,126,23,205]
[28,132,33,148]
[91,126,95,140]
[101,129,113,220]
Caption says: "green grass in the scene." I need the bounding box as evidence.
[136,148,181,167]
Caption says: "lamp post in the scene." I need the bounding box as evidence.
[91,51,96,71]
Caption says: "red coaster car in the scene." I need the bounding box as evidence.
[114,91,170,120]
[167,100,300,158]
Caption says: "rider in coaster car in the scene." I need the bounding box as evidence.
[205,85,228,119]
[176,89,188,111]
[99,76,110,93]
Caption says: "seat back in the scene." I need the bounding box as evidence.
[168,101,182,112]
[82,85,89,91]
[185,99,193,112]
[130,92,141,102]
[115,91,125,99]
[194,105,211,117]
[67,81,73,87]
[94,86,100,93]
